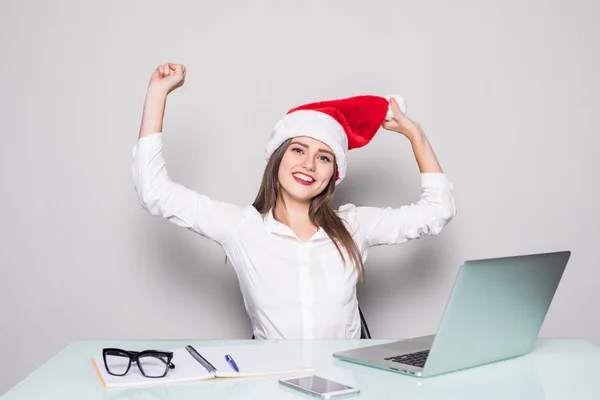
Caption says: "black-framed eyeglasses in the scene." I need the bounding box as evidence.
[102,348,176,378]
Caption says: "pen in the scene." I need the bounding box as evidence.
[185,345,217,374]
[225,354,239,372]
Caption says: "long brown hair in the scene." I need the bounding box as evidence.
[253,138,364,281]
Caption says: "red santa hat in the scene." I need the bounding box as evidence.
[265,94,407,184]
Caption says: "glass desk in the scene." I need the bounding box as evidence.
[2,339,599,399]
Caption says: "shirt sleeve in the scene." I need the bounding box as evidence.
[339,173,457,248]
[131,132,244,244]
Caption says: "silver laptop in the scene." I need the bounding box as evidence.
[333,251,570,378]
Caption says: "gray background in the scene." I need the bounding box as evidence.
[1,0,599,395]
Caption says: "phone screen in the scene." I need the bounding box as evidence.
[285,375,353,394]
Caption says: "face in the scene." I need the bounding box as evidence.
[277,136,336,203]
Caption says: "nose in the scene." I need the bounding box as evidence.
[302,156,315,172]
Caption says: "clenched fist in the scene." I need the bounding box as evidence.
[148,63,186,95]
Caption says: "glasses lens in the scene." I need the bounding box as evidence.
[104,351,130,375]
[138,353,170,378]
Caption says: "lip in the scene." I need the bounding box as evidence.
[292,172,315,186]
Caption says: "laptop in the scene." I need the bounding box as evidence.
[333,251,571,378]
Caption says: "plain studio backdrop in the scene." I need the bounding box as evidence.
[1,0,599,395]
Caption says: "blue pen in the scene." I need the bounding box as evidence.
[224,354,239,372]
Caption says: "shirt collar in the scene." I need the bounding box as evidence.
[264,209,329,241]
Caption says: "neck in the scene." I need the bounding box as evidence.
[273,194,312,226]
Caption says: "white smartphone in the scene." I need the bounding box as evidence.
[278,375,360,399]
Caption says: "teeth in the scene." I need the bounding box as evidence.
[293,173,314,182]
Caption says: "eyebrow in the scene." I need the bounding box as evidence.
[290,141,335,157]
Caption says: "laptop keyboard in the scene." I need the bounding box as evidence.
[385,350,430,368]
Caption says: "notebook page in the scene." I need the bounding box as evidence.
[193,343,315,378]
[92,348,214,388]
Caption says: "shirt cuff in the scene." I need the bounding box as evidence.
[132,132,163,158]
[421,173,453,190]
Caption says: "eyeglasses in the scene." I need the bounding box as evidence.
[102,348,176,378]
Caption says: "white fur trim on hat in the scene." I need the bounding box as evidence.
[384,94,407,120]
[265,110,348,184]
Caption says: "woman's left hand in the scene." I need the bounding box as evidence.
[382,97,423,141]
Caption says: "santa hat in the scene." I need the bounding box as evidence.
[265,95,407,184]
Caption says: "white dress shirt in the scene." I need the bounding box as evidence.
[132,133,457,339]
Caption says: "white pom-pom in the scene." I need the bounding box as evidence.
[384,94,407,120]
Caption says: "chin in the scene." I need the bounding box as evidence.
[289,189,318,203]
[281,180,324,202]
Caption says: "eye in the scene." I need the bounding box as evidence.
[318,155,331,163]
[291,147,304,154]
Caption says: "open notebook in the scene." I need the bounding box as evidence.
[91,343,315,388]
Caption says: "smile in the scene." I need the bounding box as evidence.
[293,173,315,186]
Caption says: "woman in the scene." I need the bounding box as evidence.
[133,63,456,339]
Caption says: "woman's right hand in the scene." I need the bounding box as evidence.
[138,63,186,138]
[148,63,186,95]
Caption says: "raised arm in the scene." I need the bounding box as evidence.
[344,98,456,247]
[139,63,186,139]
[382,97,443,174]
[132,64,244,244]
